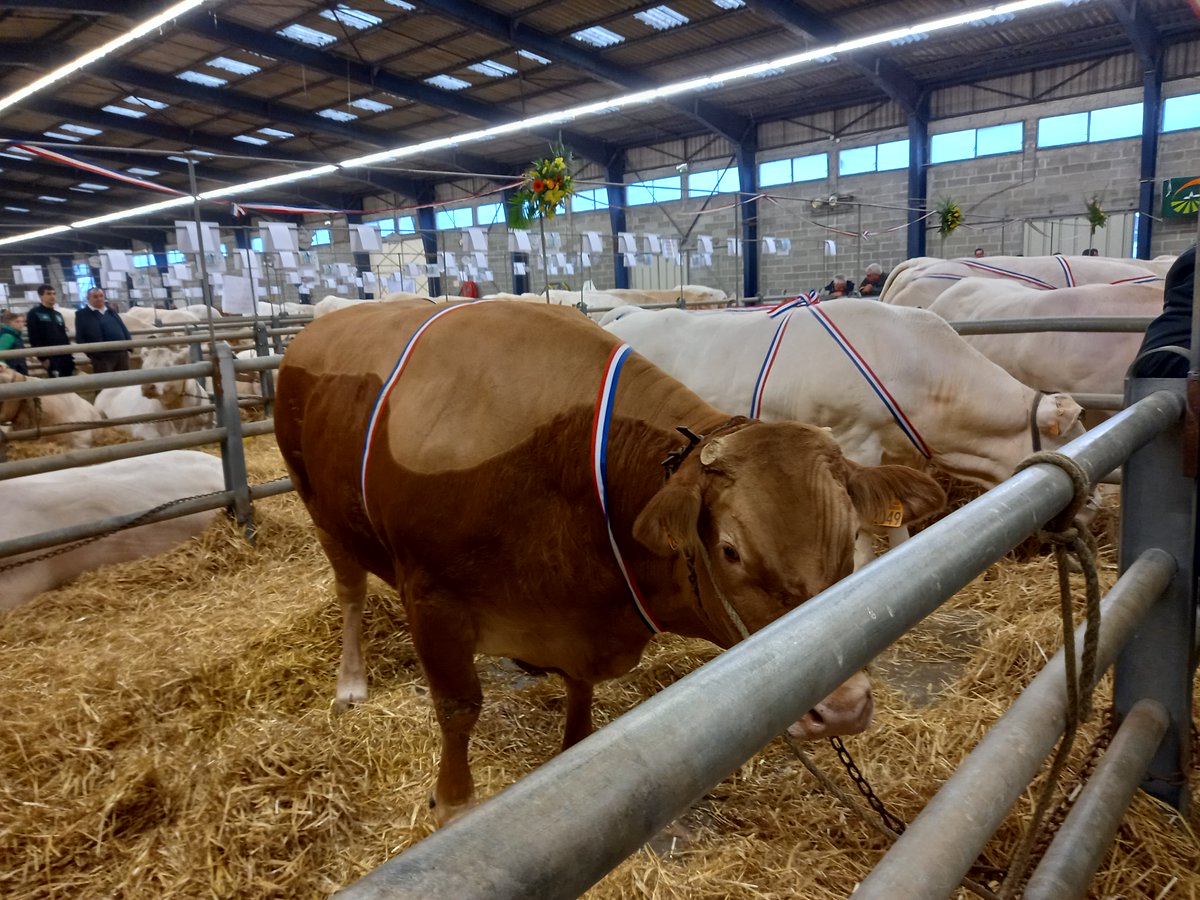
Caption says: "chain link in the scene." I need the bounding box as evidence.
[828,735,908,835]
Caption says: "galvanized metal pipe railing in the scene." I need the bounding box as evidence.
[851,549,1175,900]
[950,316,1154,335]
[0,361,212,399]
[0,427,226,481]
[330,390,1182,900]
[1023,698,1171,900]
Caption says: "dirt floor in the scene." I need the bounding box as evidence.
[1,435,1196,899]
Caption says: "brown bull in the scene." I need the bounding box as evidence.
[274,301,945,826]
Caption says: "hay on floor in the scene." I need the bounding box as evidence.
[0,435,1195,899]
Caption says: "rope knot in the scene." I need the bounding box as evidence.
[1013,449,1094,534]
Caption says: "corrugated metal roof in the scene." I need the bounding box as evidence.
[0,0,1195,227]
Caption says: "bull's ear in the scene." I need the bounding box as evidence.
[844,460,946,528]
[633,479,701,557]
[1038,392,1083,438]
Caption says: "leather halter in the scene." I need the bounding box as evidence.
[1029,390,1044,453]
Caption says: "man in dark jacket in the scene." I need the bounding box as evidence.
[0,310,29,374]
[26,283,75,377]
[75,287,132,372]
[1136,245,1197,378]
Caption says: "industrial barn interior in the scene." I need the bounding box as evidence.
[1,2,1199,899]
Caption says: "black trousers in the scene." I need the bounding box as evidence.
[89,352,131,374]
[41,355,76,378]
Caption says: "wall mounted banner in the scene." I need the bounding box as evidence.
[1162,177,1200,218]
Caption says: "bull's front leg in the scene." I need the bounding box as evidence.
[408,601,483,828]
[561,676,594,749]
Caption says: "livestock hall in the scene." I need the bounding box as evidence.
[2,2,1200,897]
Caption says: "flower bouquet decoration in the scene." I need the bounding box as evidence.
[507,144,576,229]
[1085,196,1108,239]
[937,197,963,237]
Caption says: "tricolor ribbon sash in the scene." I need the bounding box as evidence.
[592,343,661,634]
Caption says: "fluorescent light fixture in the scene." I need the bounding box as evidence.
[38,195,68,202]
[277,23,337,47]
[208,56,261,76]
[76,183,110,190]
[70,186,96,193]
[572,26,625,48]
[349,97,393,112]
[198,165,338,199]
[4,206,29,213]
[320,5,382,29]
[177,70,228,88]
[102,105,147,118]
[258,127,295,138]
[469,60,518,78]
[59,124,103,136]
[425,74,472,91]
[317,108,359,122]
[0,150,33,161]
[0,225,69,246]
[0,0,209,115]
[71,196,195,229]
[127,167,160,176]
[167,155,192,163]
[634,6,689,31]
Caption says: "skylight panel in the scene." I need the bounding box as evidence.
[349,97,393,112]
[320,5,382,30]
[711,0,744,8]
[317,108,359,122]
[43,130,82,142]
[469,60,517,78]
[103,105,147,118]
[0,149,34,160]
[177,71,228,88]
[970,12,1014,26]
[5,206,29,213]
[77,183,109,190]
[59,123,102,136]
[208,56,261,76]
[167,155,192,163]
[127,167,160,176]
[39,195,68,202]
[889,32,927,46]
[234,134,270,145]
[124,95,168,110]
[634,6,689,30]
[258,127,295,139]
[517,49,550,65]
[70,186,96,193]
[572,26,625,48]
[750,67,787,78]
[277,23,337,47]
[384,0,415,8]
[425,74,472,90]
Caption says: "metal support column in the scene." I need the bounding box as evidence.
[213,342,254,541]
[906,98,930,260]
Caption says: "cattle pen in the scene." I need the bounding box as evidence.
[1,313,1197,899]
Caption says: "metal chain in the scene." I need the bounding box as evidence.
[827,735,908,835]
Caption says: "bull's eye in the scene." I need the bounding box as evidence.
[722,544,740,564]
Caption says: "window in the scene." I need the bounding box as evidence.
[758,153,828,187]
[475,202,505,225]
[876,139,909,171]
[626,175,682,206]
[931,124,1021,163]
[373,216,414,236]
[250,236,264,252]
[571,188,609,212]
[838,146,876,176]
[310,228,332,246]
[166,249,185,264]
[132,253,156,268]
[73,262,95,298]
[435,208,472,230]
[1037,103,1143,147]
[687,167,740,197]
[1164,93,1200,132]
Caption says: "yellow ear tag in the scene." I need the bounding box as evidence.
[874,499,904,528]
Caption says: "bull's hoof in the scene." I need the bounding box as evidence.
[430,793,476,828]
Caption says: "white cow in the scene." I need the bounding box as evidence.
[927,278,1164,396]
[0,450,226,609]
[0,367,107,448]
[603,301,1085,566]
[882,255,1162,309]
[95,343,212,439]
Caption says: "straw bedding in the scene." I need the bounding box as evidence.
[2,436,1196,899]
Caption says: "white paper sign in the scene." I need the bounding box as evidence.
[698,236,713,254]
[513,262,527,275]
[465,228,488,252]
[623,253,639,268]
[581,253,592,268]
[585,232,603,253]
[727,238,742,257]
[643,234,661,254]
[509,231,532,252]
[763,237,777,254]
[12,265,43,285]
[824,239,837,256]
[174,220,222,253]
[618,232,637,254]
[261,223,299,253]
[101,250,132,272]
[349,224,383,253]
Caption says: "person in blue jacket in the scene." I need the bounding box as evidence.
[1136,245,1197,378]
[74,287,132,373]
[26,283,74,377]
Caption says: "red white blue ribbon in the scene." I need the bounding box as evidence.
[16,144,186,195]
[750,291,818,417]
[592,342,661,634]
[801,303,933,459]
[962,260,1057,289]
[359,303,474,520]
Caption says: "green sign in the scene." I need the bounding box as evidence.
[1162,177,1200,218]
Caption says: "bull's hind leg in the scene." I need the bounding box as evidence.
[314,525,369,712]
[562,676,594,749]
[407,597,482,828]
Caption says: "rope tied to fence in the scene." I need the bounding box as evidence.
[999,449,1106,897]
